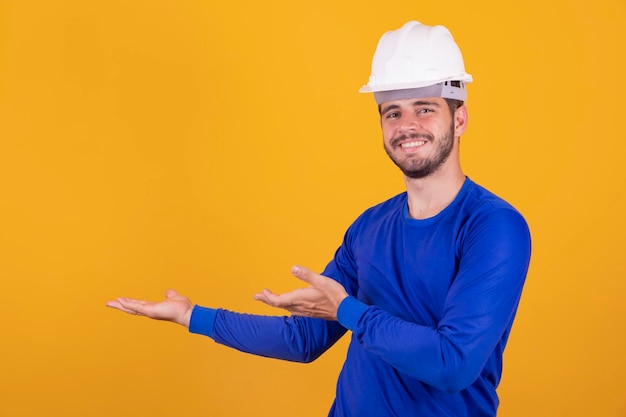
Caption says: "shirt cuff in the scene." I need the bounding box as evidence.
[337,296,368,331]
[188,305,218,338]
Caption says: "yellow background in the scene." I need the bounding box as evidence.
[1,0,625,416]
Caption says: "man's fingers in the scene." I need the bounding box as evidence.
[291,265,321,285]
[165,289,179,298]
[106,299,140,315]
[254,288,300,309]
[115,297,150,315]
[105,300,122,309]
[254,289,281,306]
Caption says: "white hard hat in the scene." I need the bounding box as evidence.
[360,21,473,104]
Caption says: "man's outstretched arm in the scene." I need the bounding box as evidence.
[106,289,193,328]
[106,283,348,364]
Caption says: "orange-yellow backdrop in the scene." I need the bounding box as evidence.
[1,1,625,416]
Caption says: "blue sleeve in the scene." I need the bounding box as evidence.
[188,305,347,363]
[336,208,531,393]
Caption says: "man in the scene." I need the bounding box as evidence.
[107,21,532,416]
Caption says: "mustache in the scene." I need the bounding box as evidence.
[391,132,434,147]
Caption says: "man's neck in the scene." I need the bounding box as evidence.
[404,168,466,220]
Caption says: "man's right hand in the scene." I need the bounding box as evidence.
[106,289,193,328]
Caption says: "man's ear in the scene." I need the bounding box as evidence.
[454,105,469,137]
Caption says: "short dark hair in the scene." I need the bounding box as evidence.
[444,98,464,116]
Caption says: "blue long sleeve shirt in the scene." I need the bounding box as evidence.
[189,178,532,416]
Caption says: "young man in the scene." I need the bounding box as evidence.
[107,21,531,416]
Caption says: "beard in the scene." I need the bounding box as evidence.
[384,121,455,179]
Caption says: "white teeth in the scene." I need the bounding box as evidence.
[400,141,425,148]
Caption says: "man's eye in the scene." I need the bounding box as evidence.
[418,108,433,114]
[387,112,399,119]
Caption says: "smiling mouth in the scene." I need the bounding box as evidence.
[400,140,426,149]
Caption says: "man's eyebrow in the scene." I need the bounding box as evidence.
[411,100,440,107]
[380,104,400,116]
[380,100,441,115]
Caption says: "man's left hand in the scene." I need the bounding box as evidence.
[254,265,349,320]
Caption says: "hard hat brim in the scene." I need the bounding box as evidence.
[359,74,473,93]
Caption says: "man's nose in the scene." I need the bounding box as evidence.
[399,114,420,133]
